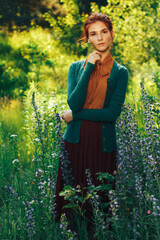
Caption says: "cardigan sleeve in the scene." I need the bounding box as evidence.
[72,67,129,122]
[67,61,95,112]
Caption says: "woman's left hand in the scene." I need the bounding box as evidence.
[61,110,73,123]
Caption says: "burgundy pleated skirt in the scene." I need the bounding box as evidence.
[55,120,117,222]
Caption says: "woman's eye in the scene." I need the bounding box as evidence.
[90,33,96,36]
[103,31,108,33]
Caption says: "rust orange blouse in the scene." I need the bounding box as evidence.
[83,52,114,109]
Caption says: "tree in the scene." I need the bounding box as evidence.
[99,0,160,68]
[44,0,160,66]
[0,0,64,30]
[44,0,88,56]
[74,0,108,14]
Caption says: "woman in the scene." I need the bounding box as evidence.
[55,12,129,224]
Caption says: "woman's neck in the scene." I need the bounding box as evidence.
[99,48,110,63]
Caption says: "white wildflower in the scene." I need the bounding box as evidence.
[34,138,40,142]
[10,134,17,138]
[48,165,53,168]
[12,159,19,164]
[29,200,35,204]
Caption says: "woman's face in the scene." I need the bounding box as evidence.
[88,21,114,52]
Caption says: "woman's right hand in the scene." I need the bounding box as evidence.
[88,51,101,64]
[61,109,73,124]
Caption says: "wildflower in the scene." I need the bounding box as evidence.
[51,152,58,157]
[10,134,17,138]
[34,138,40,142]
[54,113,74,186]
[23,200,36,237]
[48,165,53,168]
[5,185,18,198]
[12,159,19,164]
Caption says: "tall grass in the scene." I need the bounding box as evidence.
[0,98,23,138]
[0,76,159,239]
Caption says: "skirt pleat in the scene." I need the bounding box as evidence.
[55,120,117,222]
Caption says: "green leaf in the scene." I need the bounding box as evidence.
[63,204,78,209]
[96,172,115,182]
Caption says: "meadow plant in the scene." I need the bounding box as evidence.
[109,82,160,239]
[0,80,159,239]
[54,112,74,186]
[30,92,60,220]
[23,200,36,238]
[0,89,70,239]
[85,169,113,239]
[30,91,78,239]
[58,82,160,239]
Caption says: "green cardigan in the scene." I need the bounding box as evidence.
[63,58,129,153]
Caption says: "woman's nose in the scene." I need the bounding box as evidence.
[97,33,102,40]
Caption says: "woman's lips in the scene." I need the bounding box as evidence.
[98,43,105,46]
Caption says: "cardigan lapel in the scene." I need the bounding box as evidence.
[107,60,118,89]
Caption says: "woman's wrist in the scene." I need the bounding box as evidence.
[85,61,95,71]
[72,111,80,120]
[72,111,76,120]
[87,60,95,65]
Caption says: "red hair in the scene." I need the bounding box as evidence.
[80,12,113,42]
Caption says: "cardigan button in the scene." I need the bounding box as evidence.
[104,148,107,151]
[103,137,106,141]
[103,126,106,129]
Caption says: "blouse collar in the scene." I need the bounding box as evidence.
[94,52,114,76]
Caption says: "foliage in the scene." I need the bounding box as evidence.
[0,32,29,98]
[0,98,24,145]
[0,0,108,30]
[0,0,64,30]
[0,0,159,98]
[0,28,78,98]
[99,0,160,68]
[44,0,160,72]
[112,83,160,239]
[0,77,160,239]
[0,84,69,239]
[44,0,88,56]
[57,82,160,239]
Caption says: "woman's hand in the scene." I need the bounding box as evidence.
[61,110,73,123]
[88,51,101,64]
